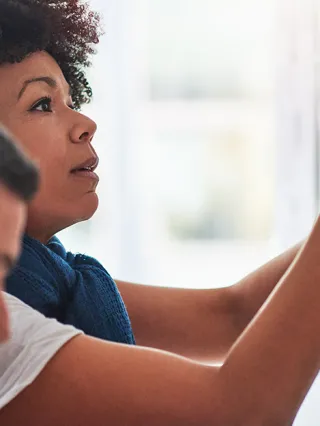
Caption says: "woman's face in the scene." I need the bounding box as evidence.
[0,51,99,243]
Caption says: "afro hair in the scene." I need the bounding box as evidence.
[0,0,104,109]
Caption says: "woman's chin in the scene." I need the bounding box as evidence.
[78,192,99,221]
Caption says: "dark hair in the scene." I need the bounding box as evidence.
[0,127,39,202]
[0,0,104,110]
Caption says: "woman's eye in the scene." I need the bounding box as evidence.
[30,97,53,113]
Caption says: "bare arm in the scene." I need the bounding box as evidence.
[219,230,320,424]
[116,240,303,363]
[116,280,238,363]
[231,239,304,333]
[2,218,320,425]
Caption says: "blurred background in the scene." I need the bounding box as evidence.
[59,0,320,423]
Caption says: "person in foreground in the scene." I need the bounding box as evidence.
[0,0,320,424]
[0,129,320,425]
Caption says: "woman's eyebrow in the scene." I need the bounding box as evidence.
[17,76,72,100]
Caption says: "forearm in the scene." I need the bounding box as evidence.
[117,240,305,364]
[219,222,320,425]
[231,239,304,332]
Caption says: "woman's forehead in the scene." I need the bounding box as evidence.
[0,51,67,97]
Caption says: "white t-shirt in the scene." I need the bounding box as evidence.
[0,292,83,410]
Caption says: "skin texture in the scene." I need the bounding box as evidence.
[0,51,99,244]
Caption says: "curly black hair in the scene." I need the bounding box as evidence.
[0,0,104,109]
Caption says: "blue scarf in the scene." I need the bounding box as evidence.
[6,234,136,345]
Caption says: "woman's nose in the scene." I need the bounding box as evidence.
[69,113,97,144]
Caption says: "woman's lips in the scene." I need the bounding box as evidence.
[70,169,99,181]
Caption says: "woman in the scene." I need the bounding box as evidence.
[1,0,320,424]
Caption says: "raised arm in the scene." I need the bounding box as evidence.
[2,217,320,425]
[116,240,304,363]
